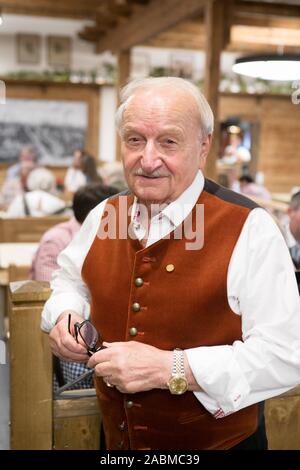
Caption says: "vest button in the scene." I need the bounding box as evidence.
[118,421,125,431]
[129,327,138,336]
[126,400,134,408]
[132,302,141,312]
[166,264,175,272]
[135,277,144,287]
[117,440,124,449]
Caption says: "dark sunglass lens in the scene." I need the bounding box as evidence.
[79,322,99,349]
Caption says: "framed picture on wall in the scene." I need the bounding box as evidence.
[17,34,41,64]
[47,36,71,67]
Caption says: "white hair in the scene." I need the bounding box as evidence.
[27,167,56,193]
[115,77,214,139]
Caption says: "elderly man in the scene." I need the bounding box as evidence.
[42,77,300,450]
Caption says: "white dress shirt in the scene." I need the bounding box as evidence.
[41,171,300,418]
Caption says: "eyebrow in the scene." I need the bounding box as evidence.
[121,126,185,138]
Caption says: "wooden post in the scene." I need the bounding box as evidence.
[203,0,230,181]
[116,49,131,161]
[9,280,53,450]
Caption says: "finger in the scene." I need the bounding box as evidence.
[61,334,87,355]
[49,337,89,362]
[93,362,113,377]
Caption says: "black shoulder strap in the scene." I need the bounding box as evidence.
[22,193,31,216]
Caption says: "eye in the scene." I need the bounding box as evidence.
[160,138,177,147]
[126,135,143,146]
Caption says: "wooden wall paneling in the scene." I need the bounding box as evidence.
[258,96,300,192]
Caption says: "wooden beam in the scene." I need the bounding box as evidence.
[0,0,99,9]
[203,0,226,181]
[96,0,208,53]
[233,14,300,30]
[0,0,99,19]
[145,15,300,53]
[236,1,300,19]
[116,49,131,161]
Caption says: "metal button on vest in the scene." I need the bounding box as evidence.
[135,277,144,287]
[132,302,141,312]
[129,327,138,336]
[118,421,125,431]
[117,441,124,449]
[166,264,175,272]
[126,400,134,409]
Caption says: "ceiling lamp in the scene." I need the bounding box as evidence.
[232,54,300,81]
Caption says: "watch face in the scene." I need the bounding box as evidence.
[169,376,188,395]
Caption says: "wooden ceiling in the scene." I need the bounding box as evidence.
[0,0,300,53]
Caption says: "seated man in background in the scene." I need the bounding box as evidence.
[283,190,300,269]
[281,191,300,293]
[32,182,118,389]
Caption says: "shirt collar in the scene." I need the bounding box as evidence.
[131,170,205,229]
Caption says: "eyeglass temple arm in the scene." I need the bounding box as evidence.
[54,368,94,397]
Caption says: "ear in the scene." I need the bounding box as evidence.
[198,134,212,170]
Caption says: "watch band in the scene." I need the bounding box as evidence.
[173,348,185,377]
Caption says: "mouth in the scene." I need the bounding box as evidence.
[135,174,168,180]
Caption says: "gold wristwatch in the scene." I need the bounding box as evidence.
[167,348,188,395]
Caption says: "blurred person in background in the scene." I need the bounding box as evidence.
[31,182,119,390]
[6,145,38,180]
[0,154,37,210]
[282,191,300,270]
[239,175,271,201]
[6,167,66,217]
[64,148,86,193]
[99,161,128,192]
[80,153,103,185]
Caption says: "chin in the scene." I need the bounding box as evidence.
[135,188,167,205]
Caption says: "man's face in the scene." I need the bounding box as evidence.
[289,206,300,242]
[120,88,211,206]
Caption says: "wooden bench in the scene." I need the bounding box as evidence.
[8,281,300,450]
[0,216,69,243]
[8,280,101,450]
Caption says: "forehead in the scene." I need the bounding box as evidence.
[123,88,198,130]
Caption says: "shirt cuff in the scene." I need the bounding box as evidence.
[41,293,90,332]
[185,345,250,418]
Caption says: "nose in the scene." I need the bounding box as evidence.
[140,140,162,173]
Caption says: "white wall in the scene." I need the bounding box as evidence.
[99,86,117,162]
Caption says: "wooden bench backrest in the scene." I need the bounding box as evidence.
[8,280,100,450]
[0,216,69,243]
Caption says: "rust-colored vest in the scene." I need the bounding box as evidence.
[82,179,259,450]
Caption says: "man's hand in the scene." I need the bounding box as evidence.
[49,310,89,362]
[87,341,201,393]
[87,341,172,393]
